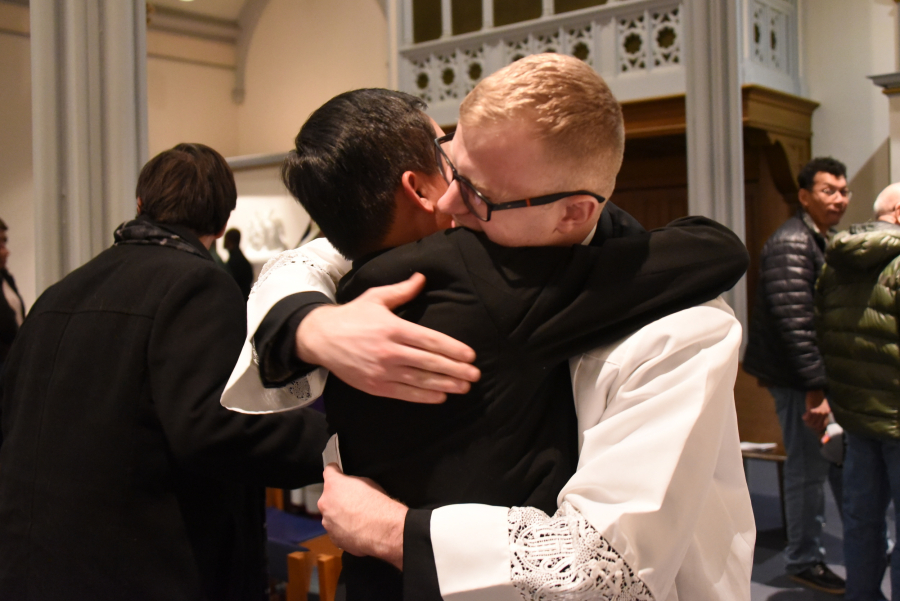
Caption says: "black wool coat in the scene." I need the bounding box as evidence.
[0,219,329,601]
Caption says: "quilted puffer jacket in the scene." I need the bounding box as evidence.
[816,221,900,441]
[743,210,829,390]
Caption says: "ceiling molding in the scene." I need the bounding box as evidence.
[231,0,270,105]
[870,72,900,93]
[227,151,286,170]
[146,4,239,44]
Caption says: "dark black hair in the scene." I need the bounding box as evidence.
[136,143,236,236]
[797,157,847,191]
[224,228,241,247]
[282,89,439,259]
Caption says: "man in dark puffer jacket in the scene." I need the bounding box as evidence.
[816,182,900,601]
[744,156,849,594]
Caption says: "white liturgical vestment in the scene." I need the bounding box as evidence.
[429,298,755,601]
[221,239,755,601]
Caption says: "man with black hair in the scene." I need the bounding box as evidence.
[225,55,754,601]
[0,218,25,376]
[744,156,851,594]
[0,143,329,600]
[225,227,254,299]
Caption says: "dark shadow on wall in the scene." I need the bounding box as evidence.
[842,137,890,228]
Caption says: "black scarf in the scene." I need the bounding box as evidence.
[114,216,209,260]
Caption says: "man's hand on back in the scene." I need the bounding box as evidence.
[295,273,481,404]
[319,464,406,570]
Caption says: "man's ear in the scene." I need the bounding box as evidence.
[892,203,900,225]
[556,196,602,234]
[136,198,143,215]
[797,187,811,210]
[399,171,439,213]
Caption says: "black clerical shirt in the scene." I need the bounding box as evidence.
[254,206,749,600]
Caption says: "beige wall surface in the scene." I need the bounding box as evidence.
[0,32,36,309]
[236,0,390,156]
[147,56,240,158]
[803,0,897,227]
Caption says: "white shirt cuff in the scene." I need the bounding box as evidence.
[431,504,521,601]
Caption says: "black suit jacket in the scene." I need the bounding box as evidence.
[324,213,748,600]
[0,221,329,600]
[227,246,255,300]
[0,269,24,366]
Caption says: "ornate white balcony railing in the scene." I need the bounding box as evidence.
[742,0,800,96]
[396,0,800,125]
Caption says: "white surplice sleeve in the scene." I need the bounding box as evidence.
[220,238,351,414]
[430,299,754,601]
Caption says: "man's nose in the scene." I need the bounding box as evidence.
[436,180,469,215]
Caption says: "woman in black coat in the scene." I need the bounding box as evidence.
[0,144,329,601]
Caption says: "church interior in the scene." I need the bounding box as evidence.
[0,0,898,598]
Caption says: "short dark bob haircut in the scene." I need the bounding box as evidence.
[136,143,236,236]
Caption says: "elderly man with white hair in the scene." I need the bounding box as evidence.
[815,181,900,600]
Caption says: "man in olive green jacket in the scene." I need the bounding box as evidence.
[816,182,900,601]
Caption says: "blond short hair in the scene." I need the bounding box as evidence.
[459,53,625,191]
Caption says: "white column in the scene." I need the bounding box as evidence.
[388,0,401,89]
[891,94,900,183]
[683,0,748,333]
[542,0,554,17]
[30,0,148,294]
[441,0,452,37]
[482,0,493,29]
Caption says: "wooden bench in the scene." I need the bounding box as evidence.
[286,535,343,601]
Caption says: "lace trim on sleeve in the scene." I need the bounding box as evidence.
[508,501,654,601]
[250,333,317,404]
[251,247,334,295]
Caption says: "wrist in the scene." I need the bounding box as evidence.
[371,502,407,570]
[294,305,331,365]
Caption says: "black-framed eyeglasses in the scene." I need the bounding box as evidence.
[433,132,606,222]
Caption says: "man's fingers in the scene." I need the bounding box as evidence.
[388,364,474,394]
[391,320,479,368]
[375,382,449,404]
[355,275,479,368]
[391,343,480,383]
[361,273,427,309]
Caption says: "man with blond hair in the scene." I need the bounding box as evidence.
[816,181,900,600]
[225,54,754,600]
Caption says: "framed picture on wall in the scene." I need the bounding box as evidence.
[223,152,319,280]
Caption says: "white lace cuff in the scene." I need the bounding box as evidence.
[509,501,654,601]
[221,241,347,414]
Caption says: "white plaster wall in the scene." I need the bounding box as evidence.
[802,0,897,226]
[217,165,313,280]
[891,94,900,181]
[147,57,240,158]
[236,0,390,156]
[0,33,36,309]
